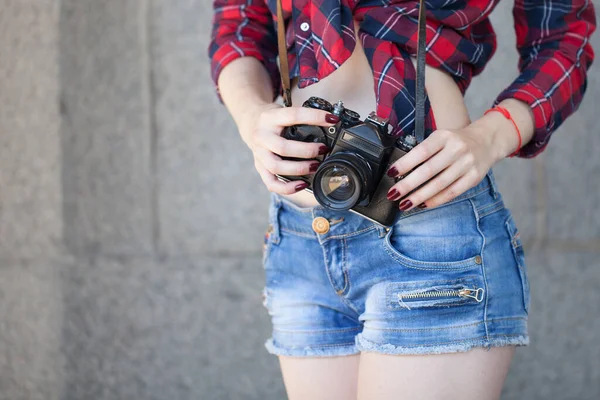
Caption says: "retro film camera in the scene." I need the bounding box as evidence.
[275,96,419,227]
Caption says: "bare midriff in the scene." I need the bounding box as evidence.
[280,20,472,208]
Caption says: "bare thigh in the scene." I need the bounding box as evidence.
[357,346,516,400]
[279,354,361,400]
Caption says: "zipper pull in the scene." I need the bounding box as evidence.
[458,287,484,302]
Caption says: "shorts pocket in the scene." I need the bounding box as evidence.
[386,276,485,310]
[504,213,530,314]
[382,198,484,271]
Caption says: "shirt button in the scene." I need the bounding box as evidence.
[300,22,310,32]
[312,217,330,234]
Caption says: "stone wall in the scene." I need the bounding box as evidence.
[0,1,598,399]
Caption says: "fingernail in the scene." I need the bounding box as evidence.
[309,162,319,172]
[325,114,340,123]
[295,182,309,192]
[399,199,413,211]
[418,203,427,209]
[387,166,398,177]
[318,145,330,155]
[387,188,401,201]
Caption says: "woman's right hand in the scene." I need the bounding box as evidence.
[239,102,340,195]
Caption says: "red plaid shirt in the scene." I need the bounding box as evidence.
[209,0,596,158]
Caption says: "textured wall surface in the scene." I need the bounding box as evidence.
[0,0,598,399]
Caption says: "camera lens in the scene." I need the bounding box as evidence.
[321,166,357,201]
[313,153,372,210]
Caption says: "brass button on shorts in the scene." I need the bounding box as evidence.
[312,216,330,234]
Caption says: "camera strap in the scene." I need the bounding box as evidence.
[276,0,292,107]
[275,0,427,142]
[414,0,427,143]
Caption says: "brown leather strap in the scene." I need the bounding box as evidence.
[276,0,292,107]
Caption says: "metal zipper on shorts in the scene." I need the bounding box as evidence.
[397,287,484,303]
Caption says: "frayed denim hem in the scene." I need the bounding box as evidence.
[264,338,360,357]
[355,334,530,356]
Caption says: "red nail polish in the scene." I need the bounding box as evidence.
[399,199,413,211]
[387,166,398,177]
[295,182,309,192]
[325,114,340,123]
[309,162,319,172]
[318,145,330,155]
[387,189,400,201]
[418,203,427,209]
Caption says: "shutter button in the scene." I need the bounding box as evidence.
[300,22,310,32]
[312,217,330,234]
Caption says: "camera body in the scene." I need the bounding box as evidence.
[276,96,418,227]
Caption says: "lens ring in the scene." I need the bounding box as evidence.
[313,154,371,210]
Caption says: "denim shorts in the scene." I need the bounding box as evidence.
[260,168,530,356]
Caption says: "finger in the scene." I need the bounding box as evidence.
[261,106,339,129]
[386,130,447,177]
[386,147,457,201]
[395,156,472,212]
[254,159,309,195]
[424,168,483,209]
[261,133,330,158]
[255,147,321,176]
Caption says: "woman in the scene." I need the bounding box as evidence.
[209,0,595,398]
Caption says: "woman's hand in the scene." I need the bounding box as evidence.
[385,123,506,211]
[238,102,340,195]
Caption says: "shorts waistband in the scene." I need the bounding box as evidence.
[269,168,499,239]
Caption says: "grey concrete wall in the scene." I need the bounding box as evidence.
[0,0,597,399]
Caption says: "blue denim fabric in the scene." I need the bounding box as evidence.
[261,168,530,356]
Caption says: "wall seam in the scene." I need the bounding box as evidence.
[140,0,161,256]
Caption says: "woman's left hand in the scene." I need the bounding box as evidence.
[385,123,503,211]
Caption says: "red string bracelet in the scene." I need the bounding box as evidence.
[484,105,522,158]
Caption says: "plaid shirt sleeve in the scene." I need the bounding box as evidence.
[208,0,281,103]
[494,0,596,158]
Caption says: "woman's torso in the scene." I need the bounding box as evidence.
[281,20,471,208]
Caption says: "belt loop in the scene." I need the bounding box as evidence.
[378,225,390,238]
[486,168,499,199]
